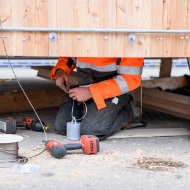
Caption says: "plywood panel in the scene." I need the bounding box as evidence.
[107,128,190,139]
[0,0,190,57]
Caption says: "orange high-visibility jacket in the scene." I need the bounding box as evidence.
[51,57,144,110]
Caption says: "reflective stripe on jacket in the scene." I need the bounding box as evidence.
[51,57,144,110]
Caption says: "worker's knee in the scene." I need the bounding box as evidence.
[80,122,109,139]
[54,120,66,135]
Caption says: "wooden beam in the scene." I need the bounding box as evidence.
[31,66,54,79]
[31,66,78,85]
[159,58,173,78]
[0,89,64,114]
[135,87,190,119]
[141,75,190,91]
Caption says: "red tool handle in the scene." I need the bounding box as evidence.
[46,140,67,159]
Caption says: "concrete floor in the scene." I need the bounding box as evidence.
[1,128,190,190]
[0,68,190,190]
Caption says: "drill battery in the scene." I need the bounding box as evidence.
[0,118,17,134]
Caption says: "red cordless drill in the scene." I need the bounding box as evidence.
[46,135,99,159]
[16,117,48,132]
[45,140,67,159]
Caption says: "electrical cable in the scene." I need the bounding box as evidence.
[28,148,46,159]
[140,83,143,115]
[0,145,46,168]
[0,21,48,165]
[0,21,47,142]
[0,148,28,168]
[71,100,87,121]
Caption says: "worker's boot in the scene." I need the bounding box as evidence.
[122,99,147,130]
[130,100,142,123]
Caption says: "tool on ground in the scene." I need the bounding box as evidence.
[0,119,17,134]
[16,117,49,132]
[45,135,99,159]
[45,140,67,159]
[66,97,88,141]
[1,23,48,162]
[0,117,49,134]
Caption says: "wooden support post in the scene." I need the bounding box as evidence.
[159,58,173,78]
[187,58,190,71]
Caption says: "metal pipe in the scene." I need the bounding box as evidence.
[1,27,190,34]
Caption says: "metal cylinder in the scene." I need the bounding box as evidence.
[0,134,23,168]
[66,121,81,141]
[0,142,18,159]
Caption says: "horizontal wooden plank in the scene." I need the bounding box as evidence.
[141,75,190,90]
[31,66,54,79]
[0,0,190,57]
[1,32,190,57]
[31,66,78,85]
[0,89,64,114]
[135,87,190,119]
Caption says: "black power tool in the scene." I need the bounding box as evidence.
[0,117,49,134]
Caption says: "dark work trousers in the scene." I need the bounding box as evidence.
[54,93,133,140]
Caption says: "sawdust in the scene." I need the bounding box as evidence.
[133,157,186,171]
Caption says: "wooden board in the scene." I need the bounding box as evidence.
[142,76,190,90]
[31,66,78,85]
[31,66,55,79]
[0,0,190,57]
[0,89,64,114]
[141,75,190,90]
[135,75,190,119]
[107,128,190,139]
[135,87,190,119]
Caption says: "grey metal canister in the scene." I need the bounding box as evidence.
[66,117,81,141]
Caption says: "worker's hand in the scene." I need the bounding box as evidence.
[55,69,69,93]
[69,87,92,102]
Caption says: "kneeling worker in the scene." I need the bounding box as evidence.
[51,57,144,140]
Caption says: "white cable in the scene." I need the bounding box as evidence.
[71,100,87,121]
[0,22,47,141]
[0,148,28,168]
[140,83,143,115]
